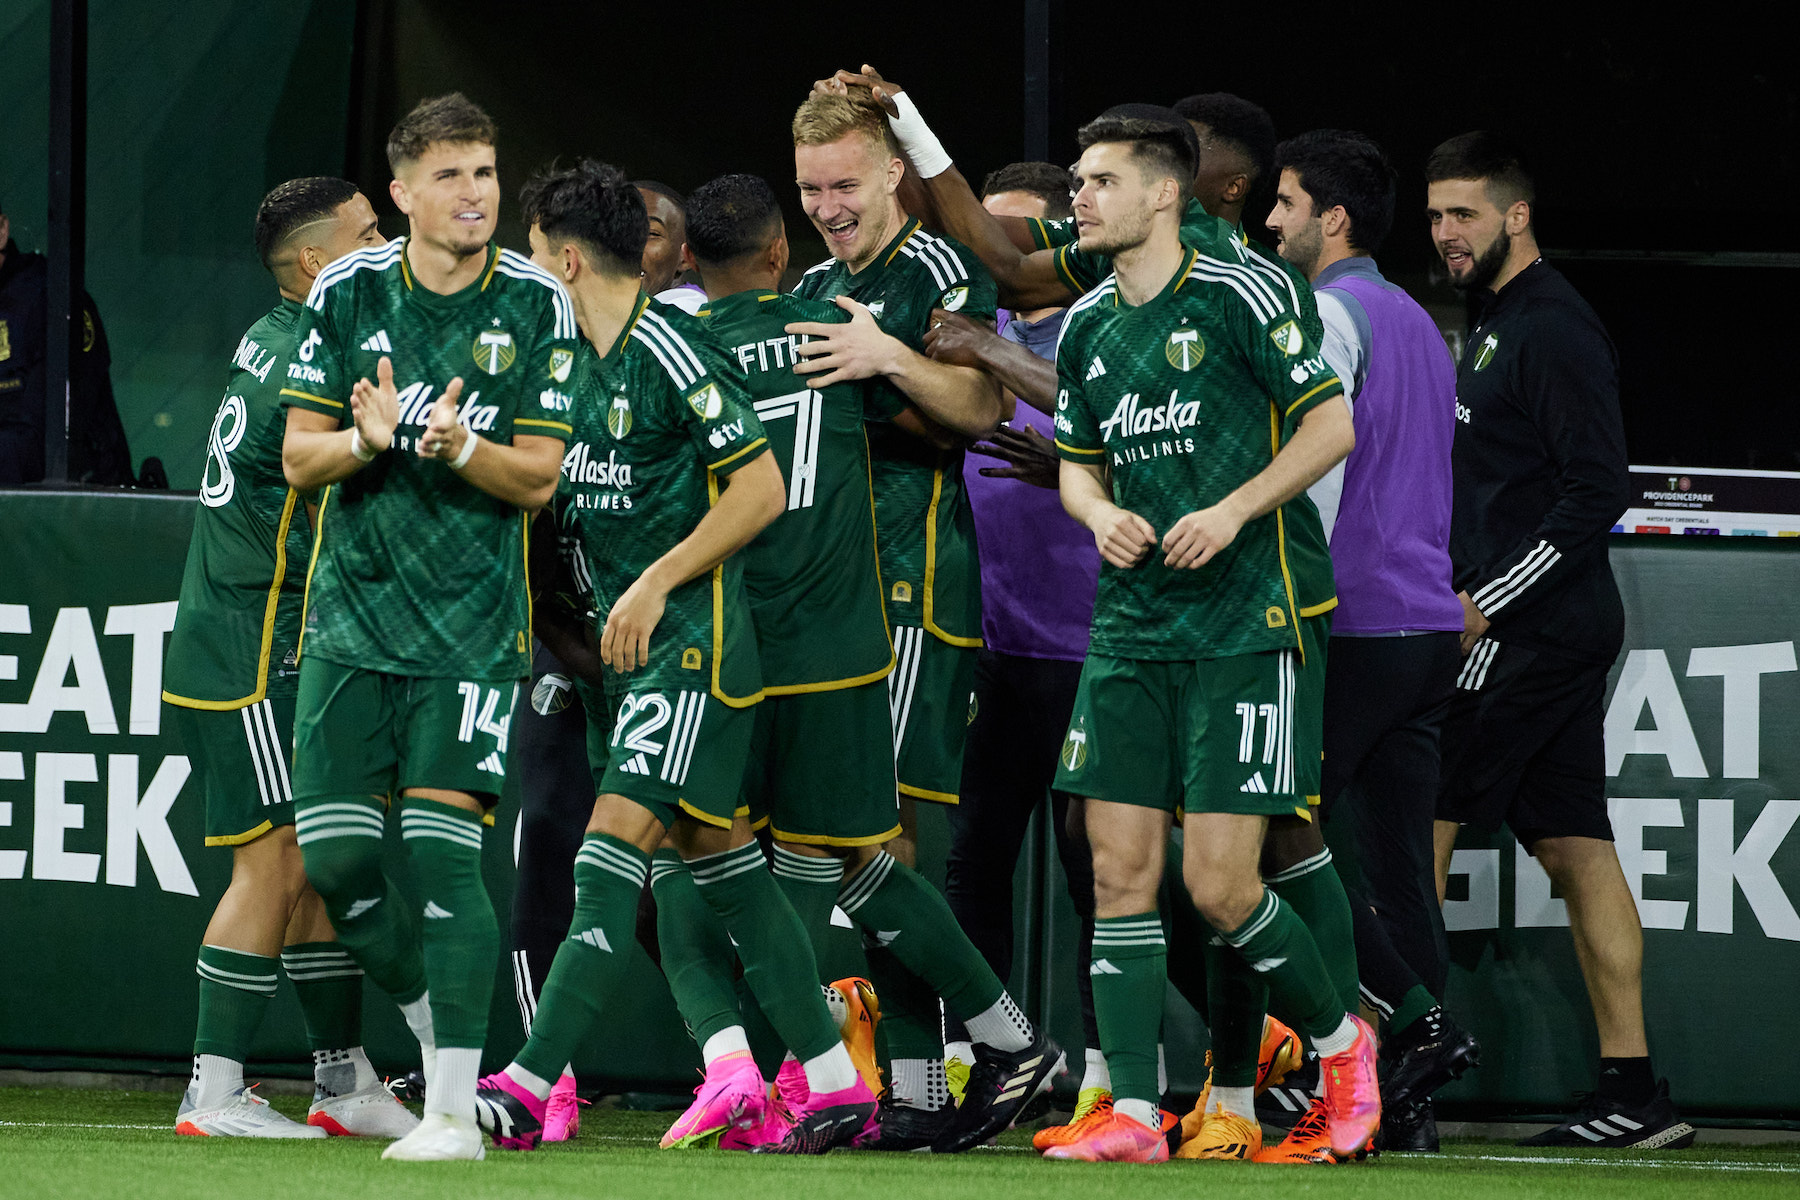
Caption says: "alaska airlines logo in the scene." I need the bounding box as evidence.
[396,381,498,431]
[1099,390,1202,442]
[563,441,635,489]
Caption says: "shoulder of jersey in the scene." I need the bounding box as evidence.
[892,225,977,293]
[1181,245,1303,328]
[630,301,714,392]
[302,239,407,309]
[1065,276,1120,323]
[493,248,578,338]
[798,257,837,282]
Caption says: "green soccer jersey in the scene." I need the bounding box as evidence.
[561,295,770,705]
[278,239,579,680]
[696,288,893,693]
[163,299,315,707]
[1053,246,1344,661]
[791,218,995,647]
[1031,202,1336,615]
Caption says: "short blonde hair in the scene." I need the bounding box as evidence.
[791,86,901,157]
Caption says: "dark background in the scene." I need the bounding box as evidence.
[4,1,1796,481]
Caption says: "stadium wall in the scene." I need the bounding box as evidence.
[0,491,1795,1118]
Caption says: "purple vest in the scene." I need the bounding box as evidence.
[1319,263,1464,635]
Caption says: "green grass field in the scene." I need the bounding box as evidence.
[3,1087,1795,1200]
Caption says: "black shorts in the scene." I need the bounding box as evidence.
[1435,637,1613,848]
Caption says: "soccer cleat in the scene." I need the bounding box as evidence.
[946,1055,971,1107]
[1374,1096,1438,1152]
[863,1098,957,1151]
[751,1078,879,1155]
[1041,1109,1170,1162]
[307,1080,420,1138]
[1173,1107,1263,1160]
[1258,1015,1305,1091]
[381,1111,485,1161]
[1517,1080,1696,1149]
[661,1055,768,1149]
[1252,1097,1339,1164]
[542,1073,585,1143]
[1032,1089,1113,1151]
[828,977,885,1098]
[1380,1015,1479,1111]
[719,1099,792,1150]
[1319,1015,1380,1158]
[473,1072,546,1151]
[773,1056,810,1116]
[175,1084,327,1138]
[931,1032,1065,1154]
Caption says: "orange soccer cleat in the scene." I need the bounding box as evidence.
[1041,1108,1171,1163]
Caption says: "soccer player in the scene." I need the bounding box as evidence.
[1266,129,1480,1153]
[783,86,1066,1150]
[1045,110,1378,1164]
[637,180,702,312]
[163,177,414,1140]
[471,159,877,1157]
[277,93,580,1161]
[1426,132,1692,1150]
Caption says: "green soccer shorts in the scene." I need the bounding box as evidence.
[168,696,299,846]
[743,680,902,847]
[1051,648,1321,820]
[589,684,756,834]
[888,624,977,804]
[1295,613,1330,808]
[292,657,518,806]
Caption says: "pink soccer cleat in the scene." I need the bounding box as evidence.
[1041,1108,1171,1162]
[473,1071,546,1151]
[542,1072,586,1143]
[1320,1014,1382,1158]
[661,1054,769,1150]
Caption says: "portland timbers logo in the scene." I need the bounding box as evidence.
[607,394,633,439]
[1164,327,1205,371]
[1472,333,1498,372]
[1061,724,1089,771]
[473,329,516,375]
[1269,320,1303,356]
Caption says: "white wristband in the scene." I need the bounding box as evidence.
[887,92,953,179]
[349,428,377,463]
[448,431,477,470]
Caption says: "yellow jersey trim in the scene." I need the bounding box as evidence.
[1055,439,1103,458]
[899,782,959,805]
[478,244,500,291]
[520,510,534,650]
[161,488,301,710]
[706,437,767,472]
[1052,246,1083,296]
[884,218,924,267]
[762,658,895,696]
[706,470,766,709]
[920,465,983,648]
[1298,598,1338,618]
[205,820,275,848]
[1286,379,1343,417]
[770,822,904,848]
[295,484,332,662]
[1269,405,1305,664]
[1170,248,1199,292]
[514,417,573,434]
[279,388,342,409]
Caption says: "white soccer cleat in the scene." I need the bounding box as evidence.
[308,1082,421,1138]
[175,1085,327,1138]
[380,1112,486,1161]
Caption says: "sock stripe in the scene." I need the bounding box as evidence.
[400,809,484,834]
[1222,891,1280,949]
[688,842,764,885]
[691,852,765,886]
[197,962,279,996]
[578,854,649,888]
[837,851,894,915]
[576,839,649,887]
[296,803,385,823]
[400,826,484,850]
[648,854,686,885]
[771,847,843,883]
[1264,847,1332,884]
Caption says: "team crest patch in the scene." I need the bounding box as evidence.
[891,581,913,603]
[939,285,969,312]
[687,382,723,420]
[1164,327,1205,371]
[549,347,574,383]
[1060,725,1088,771]
[1265,606,1289,628]
[1472,333,1498,371]
[607,394,633,439]
[1269,320,1303,356]
[681,648,703,670]
[473,330,516,375]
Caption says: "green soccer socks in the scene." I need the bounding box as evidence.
[1266,847,1360,1013]
[1090,914,1166,1108]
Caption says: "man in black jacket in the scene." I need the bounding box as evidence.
[1424,133,1692,1151]
[0,196,133,485]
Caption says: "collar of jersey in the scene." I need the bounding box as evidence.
[696,288,781,320]
[1114,246,1200,311]
[397,238,501,305]
[600,292,651,361]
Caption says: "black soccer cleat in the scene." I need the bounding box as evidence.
[1374,1096,1439,1152]
[864,1098,956,1151]
[1380,1015,1480,1110]
[751,1097,876,1155]
[931,1034,1065,1154]
[1518,1079,1696,1149]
